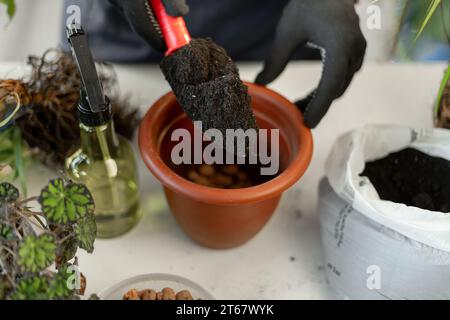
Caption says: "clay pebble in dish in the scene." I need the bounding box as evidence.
[123,287,193,300]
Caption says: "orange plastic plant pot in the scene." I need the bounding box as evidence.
[139,83,313,249]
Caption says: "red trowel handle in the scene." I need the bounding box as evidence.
[149,0,191,56]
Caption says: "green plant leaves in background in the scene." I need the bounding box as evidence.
[415,0,442,42]
[75,213,97,253]
[56,236,78,264]
[0,0,16,20]
[0,178,97,300]
[0,128,30,194]
[0,182,18,204]
[0,223,15,241]
[17,234,56,273]
[9,276,48,300]
[436,66,450,115]
[48,264,76,299]
[39,178,95,224]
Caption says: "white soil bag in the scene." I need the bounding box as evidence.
[318,125,450,299]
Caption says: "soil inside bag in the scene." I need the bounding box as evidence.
[361,148,450,212]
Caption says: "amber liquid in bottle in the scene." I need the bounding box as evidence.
[65,121,141,238]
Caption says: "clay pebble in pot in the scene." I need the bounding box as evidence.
[186,164,257,189]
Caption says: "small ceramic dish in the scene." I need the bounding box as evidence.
[98,273,215,300]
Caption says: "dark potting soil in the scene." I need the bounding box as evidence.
[160,38,258,135]
[361,148,450,212]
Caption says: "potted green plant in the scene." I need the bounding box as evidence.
[436,67,450,127]
[373,0,449,126]
[0,178,97,300]
[401,0,450,127]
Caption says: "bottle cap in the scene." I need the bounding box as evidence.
[78,89,112,127]
[67,24,111,127]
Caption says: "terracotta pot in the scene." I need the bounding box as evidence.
[139,83,313,249]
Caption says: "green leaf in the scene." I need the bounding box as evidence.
[56,236,78,264]
[0,128,31,184]
[48,264,76,299]
[414,0,442,42]
[39,178,95,224]
[49,278,72,299]
[436,65,450,115]
[9,276,49,300]
[0,182,19,204]
[0,223,16,241]
[17,234,56,273]
[0,0,16,20]
[13,127,26,196]
[75,213,97,253]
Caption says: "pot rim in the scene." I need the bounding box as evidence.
[139,82,313,205]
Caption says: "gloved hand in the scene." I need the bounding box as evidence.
[255,0,366,128]
[109,0,189,53]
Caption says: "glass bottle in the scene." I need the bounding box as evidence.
[66,24,140,238]
[65,118,141,238]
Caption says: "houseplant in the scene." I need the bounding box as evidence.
[414,0,450,128]
[436,66,450,128]
[370,0,449,126]
[0,0,15,20]
[0,127,31,195]
[400,0,450,127]
[0,178,97,300]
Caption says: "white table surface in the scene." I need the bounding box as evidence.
[1,61,446,299]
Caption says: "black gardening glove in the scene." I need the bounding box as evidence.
[255,0,366,128]
[109,0,189,53]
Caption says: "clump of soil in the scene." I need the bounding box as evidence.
[176,163,277,189]
[361,148,450,212]
[123,288,193,300]
[160,38,258,136]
